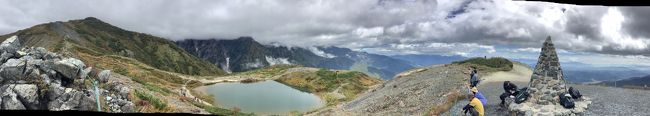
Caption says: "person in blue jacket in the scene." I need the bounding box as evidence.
[471,87,487,106]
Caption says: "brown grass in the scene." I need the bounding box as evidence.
[426,90,465,116]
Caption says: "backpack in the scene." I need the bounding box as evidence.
[559,93,575,108]
[569,87,582,99]
[514,87,530,104]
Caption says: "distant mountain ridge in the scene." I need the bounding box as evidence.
[391,54,466,67]
[175,38,414,80]
[601,75,650,88]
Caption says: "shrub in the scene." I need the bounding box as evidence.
[135,90,167,110]
[452,57,513,71]
[114,67,129,75]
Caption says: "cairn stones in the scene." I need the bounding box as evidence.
[508,36,591,116]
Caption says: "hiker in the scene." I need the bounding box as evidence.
[469,67,479,87]
[500,81,518,106]
[472,87,487,105]
[462,92,485,116]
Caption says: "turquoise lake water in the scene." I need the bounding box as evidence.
[201,80,324,115]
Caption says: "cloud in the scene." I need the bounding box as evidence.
[0,0,649,59]
[361,42,496,56]
[510,47,541,53]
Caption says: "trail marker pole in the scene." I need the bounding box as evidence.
[94,81,101,112]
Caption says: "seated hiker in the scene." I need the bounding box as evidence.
[462,94,485,116]
[500,81,518,105]
[472,87,487,106]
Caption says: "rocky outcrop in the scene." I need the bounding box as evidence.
[104,80,135,113]
[0,36,133,112]
[508,36,591,115]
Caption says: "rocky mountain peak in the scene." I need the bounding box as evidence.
[234,36,258,44]
[509,36,591,115]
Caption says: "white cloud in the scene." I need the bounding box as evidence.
[308,47,336,58]
[354,27,384,38]
[0,0,649,66]
[510,47,541,53]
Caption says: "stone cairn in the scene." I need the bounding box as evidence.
[0,36,133,112]
[508,36,591,116]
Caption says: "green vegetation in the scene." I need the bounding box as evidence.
[237,64,298,77]
[191,102,255,116]
[0,17,225,76]
[127,73,173,96]
[135,90,167,110]
[349,61,381,78]
[114,66,129,76]
[452,57,513,72]
[276,68,382,106]
[425,91,465,116]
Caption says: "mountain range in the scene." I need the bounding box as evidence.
[390,54,467,67]
[0,17,224,76]
[511,58,650,84]
[175,38,414,80]
[601,75,650,88]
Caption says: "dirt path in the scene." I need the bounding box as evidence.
[480,63,533,83]
[443,63,650,115]
[442,63,532,116]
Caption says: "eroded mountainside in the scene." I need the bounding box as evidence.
[175,38,413,80]
[0,17,224,76]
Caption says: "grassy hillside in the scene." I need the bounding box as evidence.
[0,17,224,76]
[452,57,513,72]
[276,68,382,106]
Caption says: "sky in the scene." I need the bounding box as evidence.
[1,0,649,67]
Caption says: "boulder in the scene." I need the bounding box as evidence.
[98,70,111,83]
[77,90,97,111]
[47,84,65,101]
[120,102,135,113]
[1,85,26,110]
[31,47,49,59]
[80,67,93,79]
[44,58,86,80]
[0,51,14,63]
[0,59,27,81]
[0,36,21,54]
[12,84,40,109]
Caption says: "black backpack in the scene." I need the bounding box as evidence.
[569,87,582,99]
[560,92,575,108]
[514,87,530,104]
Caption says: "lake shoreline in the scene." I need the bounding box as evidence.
[193,80,326,115]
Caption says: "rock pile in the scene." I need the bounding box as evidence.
[508,36,591,115]
[0,35,133,112]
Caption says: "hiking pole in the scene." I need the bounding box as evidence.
[94,80,101,112]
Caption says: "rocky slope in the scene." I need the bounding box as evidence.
[308,64,472,115]
[175,38,413,80]
[0,36,134,111]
